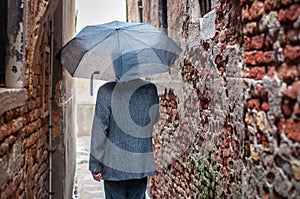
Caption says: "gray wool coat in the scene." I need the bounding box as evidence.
[89,79,160,181]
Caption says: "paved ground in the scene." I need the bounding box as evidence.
[73,136,105,199]
[73,135,151,199]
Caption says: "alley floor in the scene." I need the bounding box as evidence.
[73,136,105,199]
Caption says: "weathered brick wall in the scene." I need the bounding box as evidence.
[129,0,300,198]
[0,0,59,198]
[241,0,300,198]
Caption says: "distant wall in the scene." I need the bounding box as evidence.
[74,78,105,136]
[128,0,300,198]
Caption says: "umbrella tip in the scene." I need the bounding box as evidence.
[115,21,120,30]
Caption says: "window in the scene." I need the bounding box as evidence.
[199,0,212,16]
[0,0,26,116]
[0,0,8,87]
[158,0,168,34]
[138,0,143,23]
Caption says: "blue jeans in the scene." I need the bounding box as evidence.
[104,177,147,199]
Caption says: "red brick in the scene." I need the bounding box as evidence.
[282,0,293,6]
[267,66,276,78]
[265,51,275,64]
[244,36,252,51]
[257,84,266,97]
[278,4,300,23]
[285,119,300,142]
[247,99,261,110]
[278,63,299,84]
[284,45,300,60]
[282,102,293,117]
[243,22,258,35]
[242,6,251,22]
[254,51,265,64]
[262,135,269,147]
[249,66,266,80]
[264,35,274,49]
[11,117,24,134]
[0,123,12,142]
[286,30,300,44]
[261,102,269,112]
[251,34,265,50]
[264,0,274,11]
[284,81,300,99]
[293,103,300,116]
[249,1,265,20]
[244,51,257,65]
[277,118,286,133]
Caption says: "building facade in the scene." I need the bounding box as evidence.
[128,0,300,198]
[0,0,76,198]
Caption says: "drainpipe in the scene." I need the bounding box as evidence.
[49,16,54,199]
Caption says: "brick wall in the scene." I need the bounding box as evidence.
[0,0,57,198]
[128,0,300,198]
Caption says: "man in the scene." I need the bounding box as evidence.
[89,78,160,199]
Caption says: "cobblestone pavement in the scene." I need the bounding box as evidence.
[73,136,105,199]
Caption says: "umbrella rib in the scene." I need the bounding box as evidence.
[87,31,117,52]
[120,29,154,50]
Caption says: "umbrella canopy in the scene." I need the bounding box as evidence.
[57,20,182,82]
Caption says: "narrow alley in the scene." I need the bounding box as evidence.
[1,0,300,198]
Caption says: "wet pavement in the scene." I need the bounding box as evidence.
[73,136,105,199]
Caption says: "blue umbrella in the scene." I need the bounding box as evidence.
[57,20,182,82]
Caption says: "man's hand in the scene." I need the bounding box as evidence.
[91,172,102,181]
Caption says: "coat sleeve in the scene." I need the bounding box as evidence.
[152,83,160,124]
[89,84,111,173]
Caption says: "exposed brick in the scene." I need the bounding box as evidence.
[267,66,276,78]
[242,6,251,22]
[244,36,252,50]
[11,117,24,134]
[282,0,293,6]
[33,64,42,75]
[249,1,265,21]
[264,0,274,11]
[33,75,40,87]
[278,4,300,23]
[293,103,300,116]
[245,51,275,65]
[243,22,258,35]
[249,66,266,80]
[284,45,300,61]
[0,123,12,142]
[284,81,300,99]
[286,30,300,44]
[277,63,299,84]
[262,51,275,64]
[261,102,269,112]
[285,119,300,142]
[245,51,257,65]
[282,101,293,116]
[251,34,265,50]
[247,99,261,110]
[264,35,274,49]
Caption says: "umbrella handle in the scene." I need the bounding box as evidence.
[90,71,100,96]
